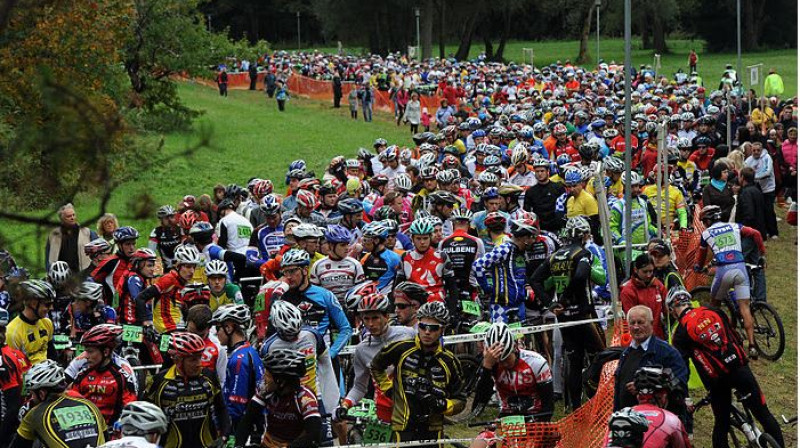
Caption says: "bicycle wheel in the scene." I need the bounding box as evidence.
[727,427,752,448]
[750,302,785,361]
[450,354,483,423]
[758,433,782,448]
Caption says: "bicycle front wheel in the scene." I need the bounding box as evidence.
[449,354,483,422]
[758,433,782,448]
[751,301,785,361]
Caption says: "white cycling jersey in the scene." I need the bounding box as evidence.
[98,436,158,448]
[310,256,365,302]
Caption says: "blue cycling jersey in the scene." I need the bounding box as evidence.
[224,340,264,423]
[701,222,746,265]
[473,241,528,307]
[361,248,401,295]
[280,285,353,358]
[254,225,286,259]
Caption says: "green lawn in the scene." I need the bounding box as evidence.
[4,81,796,446]
[283,38,797,98]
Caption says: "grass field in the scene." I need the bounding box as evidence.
[282,38,797,98]
[4,81,797,446]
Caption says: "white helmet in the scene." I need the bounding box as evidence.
[269,300,303,339]
[484,322,516,361]
[118,401,169,436]
[174,245,201,265]
[204,259,228,277]
[211,304,252,327]
[511,146,529,165]
[25,359,65,390]
[624,171,643,186]
[47,261,71,287]
[74,281,104,302]
[293,223,324,239]
[395,173,413,192]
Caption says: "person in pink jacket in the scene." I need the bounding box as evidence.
[781,127,797,200]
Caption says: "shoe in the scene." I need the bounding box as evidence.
[749,346,759,360]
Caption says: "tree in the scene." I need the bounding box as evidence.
[421,0,434,59]
[576,0,596,64]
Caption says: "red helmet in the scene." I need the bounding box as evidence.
[485,211,508,230]
[180,283,211,308]
[344,281,378,310]
[357,292,391,313]
[553,123,568,135]
[296,189,318,209]
[178,211,198,231]
[168,332,205,358]
[81,324,123,348]
[252,179,274,198]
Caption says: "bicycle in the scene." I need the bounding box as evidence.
[692,391,783,448]
[450,412,559,448]
[690,263,785,361]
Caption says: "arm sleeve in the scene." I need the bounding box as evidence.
[326,294,353,359]
[472,367,495,411]
[529,261,552,308]
[212,383,231,437]
[741,226,766,255]
[217,345,228,386]
[609,206,623,243]
[344,351,370,406]
[443,356,466,416]
[369,342,403,393]
[234,400,265,445]
[590,255,607,286]
[135,285,160,324]
[677,207,688,229]
[288,416,322,448]
[217,221,229,249]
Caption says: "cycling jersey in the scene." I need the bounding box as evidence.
[370,336,465,432]
[70,304,117,334]
[69,361,138,425]
[145,365,230,448]
[216,211,253,255]
[610,195,658,244]
[0,345,27,446]
[65,353,134,384]
[148,225,182,269]
[672,306,747,384]
[201,334,227,386]
[252,385,320,446]
[15,391,106,448]
[119,273,151,325]
[524,232,559,275]
[530,243,593,318]
[223,340,264,423]
[141,270,187,334]
[360,248,401,295]
[261,327,339,414]
[342,325,416,423]
[98,436,158,448]
[633,404,691,448]
[523,181,565,233]
[643,185,688,229]
[471,210,510,242]
[250,224,286,259]
[0,345,28,391]
[475,349,554,418]
[566,189,598,218]
[699,222,765,266]
[474,241,528,310]
[438,229,485,294]
[279,285,353,358]
[91,255,131,302]
[209,283,243,312]
[5,314,53,365]
[309,256,365,302]
[49,292,72,334]
[397,249,456,303]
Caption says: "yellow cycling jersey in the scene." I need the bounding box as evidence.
[17,392,106,448]
[643,185,686,225]
[6,314,53,365]
[209,283,244,312]
[566,190,599,218]
[587,176,624,198]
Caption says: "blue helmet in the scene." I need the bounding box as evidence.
[556,153,572,166]
[324,225,352,244]
[518,128,533,140]
[338,198,364,215]
[362,221,389,240]
[590,119,606,129]
[563,168,583,186]
[113,226,139,243]
[288,160,306,173]
[482,187,500,201]
[472,129,486,138]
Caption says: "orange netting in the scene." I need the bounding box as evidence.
[287,73,444,114]
[670,203,712,291]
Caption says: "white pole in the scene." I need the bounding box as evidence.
[656,122,664,233]
[415,7,421,61]
[623,0,633,277]
[596,0,601,65]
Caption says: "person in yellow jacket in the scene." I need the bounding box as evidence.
[763,68,784,98]
[751,99,776,128]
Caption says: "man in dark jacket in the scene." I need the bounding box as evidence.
[735,167,767,238]
[332,72,343,108]
[248,62,258,90]
[45,203,97,272]
[523,160,565,233]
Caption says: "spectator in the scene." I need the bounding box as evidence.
[347,87,358,120]
[613,305,687,412]
[332,72,342,108]
[402,92,421,134]
[95,213,119,252]
[359,83,373,122]
[248,61,258,91]
[421,107,431,132]
[745,141,779,238]
[702,161,736,222]
[265,69,277,98]
[619,254,669,340]
[736,167,768,238]
[216,66,228,97]
[763,68,784,98]
[275,80,289,112]
[781,127,797,201]
[393,87,409,126]
[688,49,698,72]
[46,204,97,272]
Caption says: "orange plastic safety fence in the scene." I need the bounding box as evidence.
[671,203,712,292]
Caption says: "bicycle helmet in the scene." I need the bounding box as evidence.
[113,226,139,243]
[416,301,449,325]
[130,248,157,270]
[173,245,201,266]
[694,135,713,147]
[20,279,55,303]
[666,286,693,309]
[645,121,658,134]
[178,211,198,230]
[564,216,591,240]
[699,204,722,222]
[73,281,103,302]
[157,205,176,219]
[408,219,434,235]
[268,300,303,339]
[296,190,318,209]
[293,223,323,240]
[484,322,515,361]
[604,157,625,173]
[373,138,388,148]
[498,184,524,199]
[483,155,501,167]
[484,212,507,231]
[382,146,399,162]
[450,208,474,221]
[608,408,650,448]
[563,168,583,186]
[338,198,364,215]
[252,179,274,198]
[25,359,65,391]
[47,261,71,287]
[204,259,228,277]
[357,292,391,313]
[511,146,529,165]
[420,166,439,180]
[212,303,252,328]
[181,283,211,307]
[623,171,643,187]
[84,238,112,258]
[633,366,673,394]
[324,225,351,244]
[510,212,539,237]
[373,206,399,222]
[362,221,389,240]
[81,324,122,348]
[395,174,413,192]
[533,122,547,133]
[578,143,598,161]
[189,221,215,244]
[436,169,458,185]
[532,158,551,169]
[680,112,694,122]
[478,172,499,185]
[288,159,307,173]
[393,281,428,304]
[262,348,306,378]
[280,248,311,268]
[118,401,169,436]
[345,282,378,311]
[168,332,205,358]
[482,187,500,201]
[345,159,361,170]
[428,190,460,206]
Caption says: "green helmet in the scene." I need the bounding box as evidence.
[408,219,435,235]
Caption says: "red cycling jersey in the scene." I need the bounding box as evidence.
[486,349,553,416]
[0,345,29,391]
[69,361,138,425]
[151,270,187,334]
[603,404,690,448]
[253,384,320,445]
[399,249,454,302]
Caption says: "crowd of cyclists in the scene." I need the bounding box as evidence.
[0,53,795,448]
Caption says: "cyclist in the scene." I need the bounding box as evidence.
[6,280,54,365]
[508,147,537,188]
[392,281,427,328]
[97,401,168,448]
[668,287,784,448]
[609,171,658,246]
[81,238,114,279]
[311,225,365,306]
[135,245,200,334]
[473,214,539,323]
[471,187,508,241]
[483,211,510,249]
[11,359,106,448]
[145,332,230,448]
[335,292,415,423]
[530,216,606,411]
[68,324,137,426]
[205,260,244,311]
[0,308,28,447]
[46,261,72,335]
[606,408,651,448]
[332,198,364,242]
[185,304,226,385]
[438,208,485,301]
[360,221,402,295]
[187,221,249,283]
[643,165,689,231]
[370,301,465,443]
[278,249,353,360]
[149,205,182,270]
[694,204,766,357]
[68,281,117,339]
[523,158,565,233]
[215,198,254,255]
[621,367,691,448]
[397,218,458,312]
[212,304,264,431]
[118,248,156,325]
[263,300,338,444]
[235,349,322,448]
[91,226,139,301]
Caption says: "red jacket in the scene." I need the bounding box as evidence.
[620,277,668,339]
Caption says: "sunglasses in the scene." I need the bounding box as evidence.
[419,323,442,332]
[394,303,414,310]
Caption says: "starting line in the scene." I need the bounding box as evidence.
[132,315,612,371]
[334,437,496,448]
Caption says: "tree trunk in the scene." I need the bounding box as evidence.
[652,6,668,53]
[576,0,594,64]
[438,0,445,58]
[742,0,766,50]
[454,12,477,61]
[422,0,434,59]
[639,4,651,49]
[493,9,512,61]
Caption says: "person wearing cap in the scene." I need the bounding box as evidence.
[647,238,684,292]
